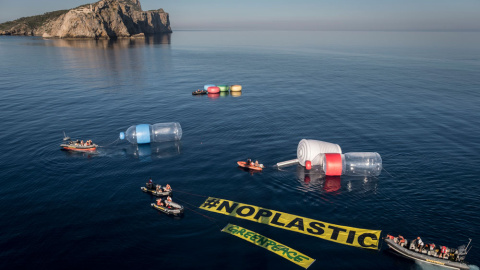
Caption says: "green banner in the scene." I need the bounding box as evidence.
[222,223,315,269]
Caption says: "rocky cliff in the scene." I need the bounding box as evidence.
[0,0,171,39]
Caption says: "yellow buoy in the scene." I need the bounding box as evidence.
[230,85,242,92]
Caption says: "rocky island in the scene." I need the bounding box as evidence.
[0,0,171,39]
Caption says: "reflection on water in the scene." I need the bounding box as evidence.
[237,166,262,175]
[38,34,173,92]
[296,165,378,194]
[414,261,451,270]
[207,93,220,99]
[43,34,171,49]
[122,141,181,161]
[61,149,98,159]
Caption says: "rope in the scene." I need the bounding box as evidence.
[97,138,120,148]
[175,197,221,228]
[378,234,385,251]
[174,189,208,198]
[382,167,395,178]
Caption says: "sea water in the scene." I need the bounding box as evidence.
[0,31,479,269]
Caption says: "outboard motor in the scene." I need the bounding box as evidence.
[409,239,416,250]
[457,245,467,262]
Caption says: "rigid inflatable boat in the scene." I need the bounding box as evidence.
[141,186,172,197]
[60,134,97,152]
[237,161,263,171]
[385,235,471,270]
[151,201,184,216]
[192,89,207,95]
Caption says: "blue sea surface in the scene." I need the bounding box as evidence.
[0,31,479,269]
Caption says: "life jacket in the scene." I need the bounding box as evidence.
[441,246,447,253]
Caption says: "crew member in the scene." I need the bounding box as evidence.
[440,246,448,259]
[398,235,405,247]
[146,178,153,190]
[417,237,424,252]
[156,198,164,206]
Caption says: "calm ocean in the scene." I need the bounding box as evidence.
[0,31,479,270]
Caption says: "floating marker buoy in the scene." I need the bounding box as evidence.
[218,85,229,92]
[230,85,242,92]
[207,86,220,94]
[204,84,216,90]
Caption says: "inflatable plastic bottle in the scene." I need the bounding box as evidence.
[119,122,182,144]
[322,152,382,176]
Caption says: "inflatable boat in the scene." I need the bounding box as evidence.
[151,201,184,216]
[192,89,207,95]
[237,161,263,171]
[60,134,97,152]
[141,186,172,197]
[385,235,471,270]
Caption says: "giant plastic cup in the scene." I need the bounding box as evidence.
[119,122,182,144]
[322,152,382,176]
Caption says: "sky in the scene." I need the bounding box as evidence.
[1,0,479,31]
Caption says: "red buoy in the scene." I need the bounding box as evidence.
[207,86,220,94]
[305,160,312,170]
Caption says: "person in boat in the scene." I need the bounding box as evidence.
[417,237,424,252]
[163,184,172,192]
[398,235,406,247]
[166,196,172,202]
[440,245,448,259]
[156,198,164,206]
[255,160,259,166]
[165,200,171,208]
[146,178,153,190]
